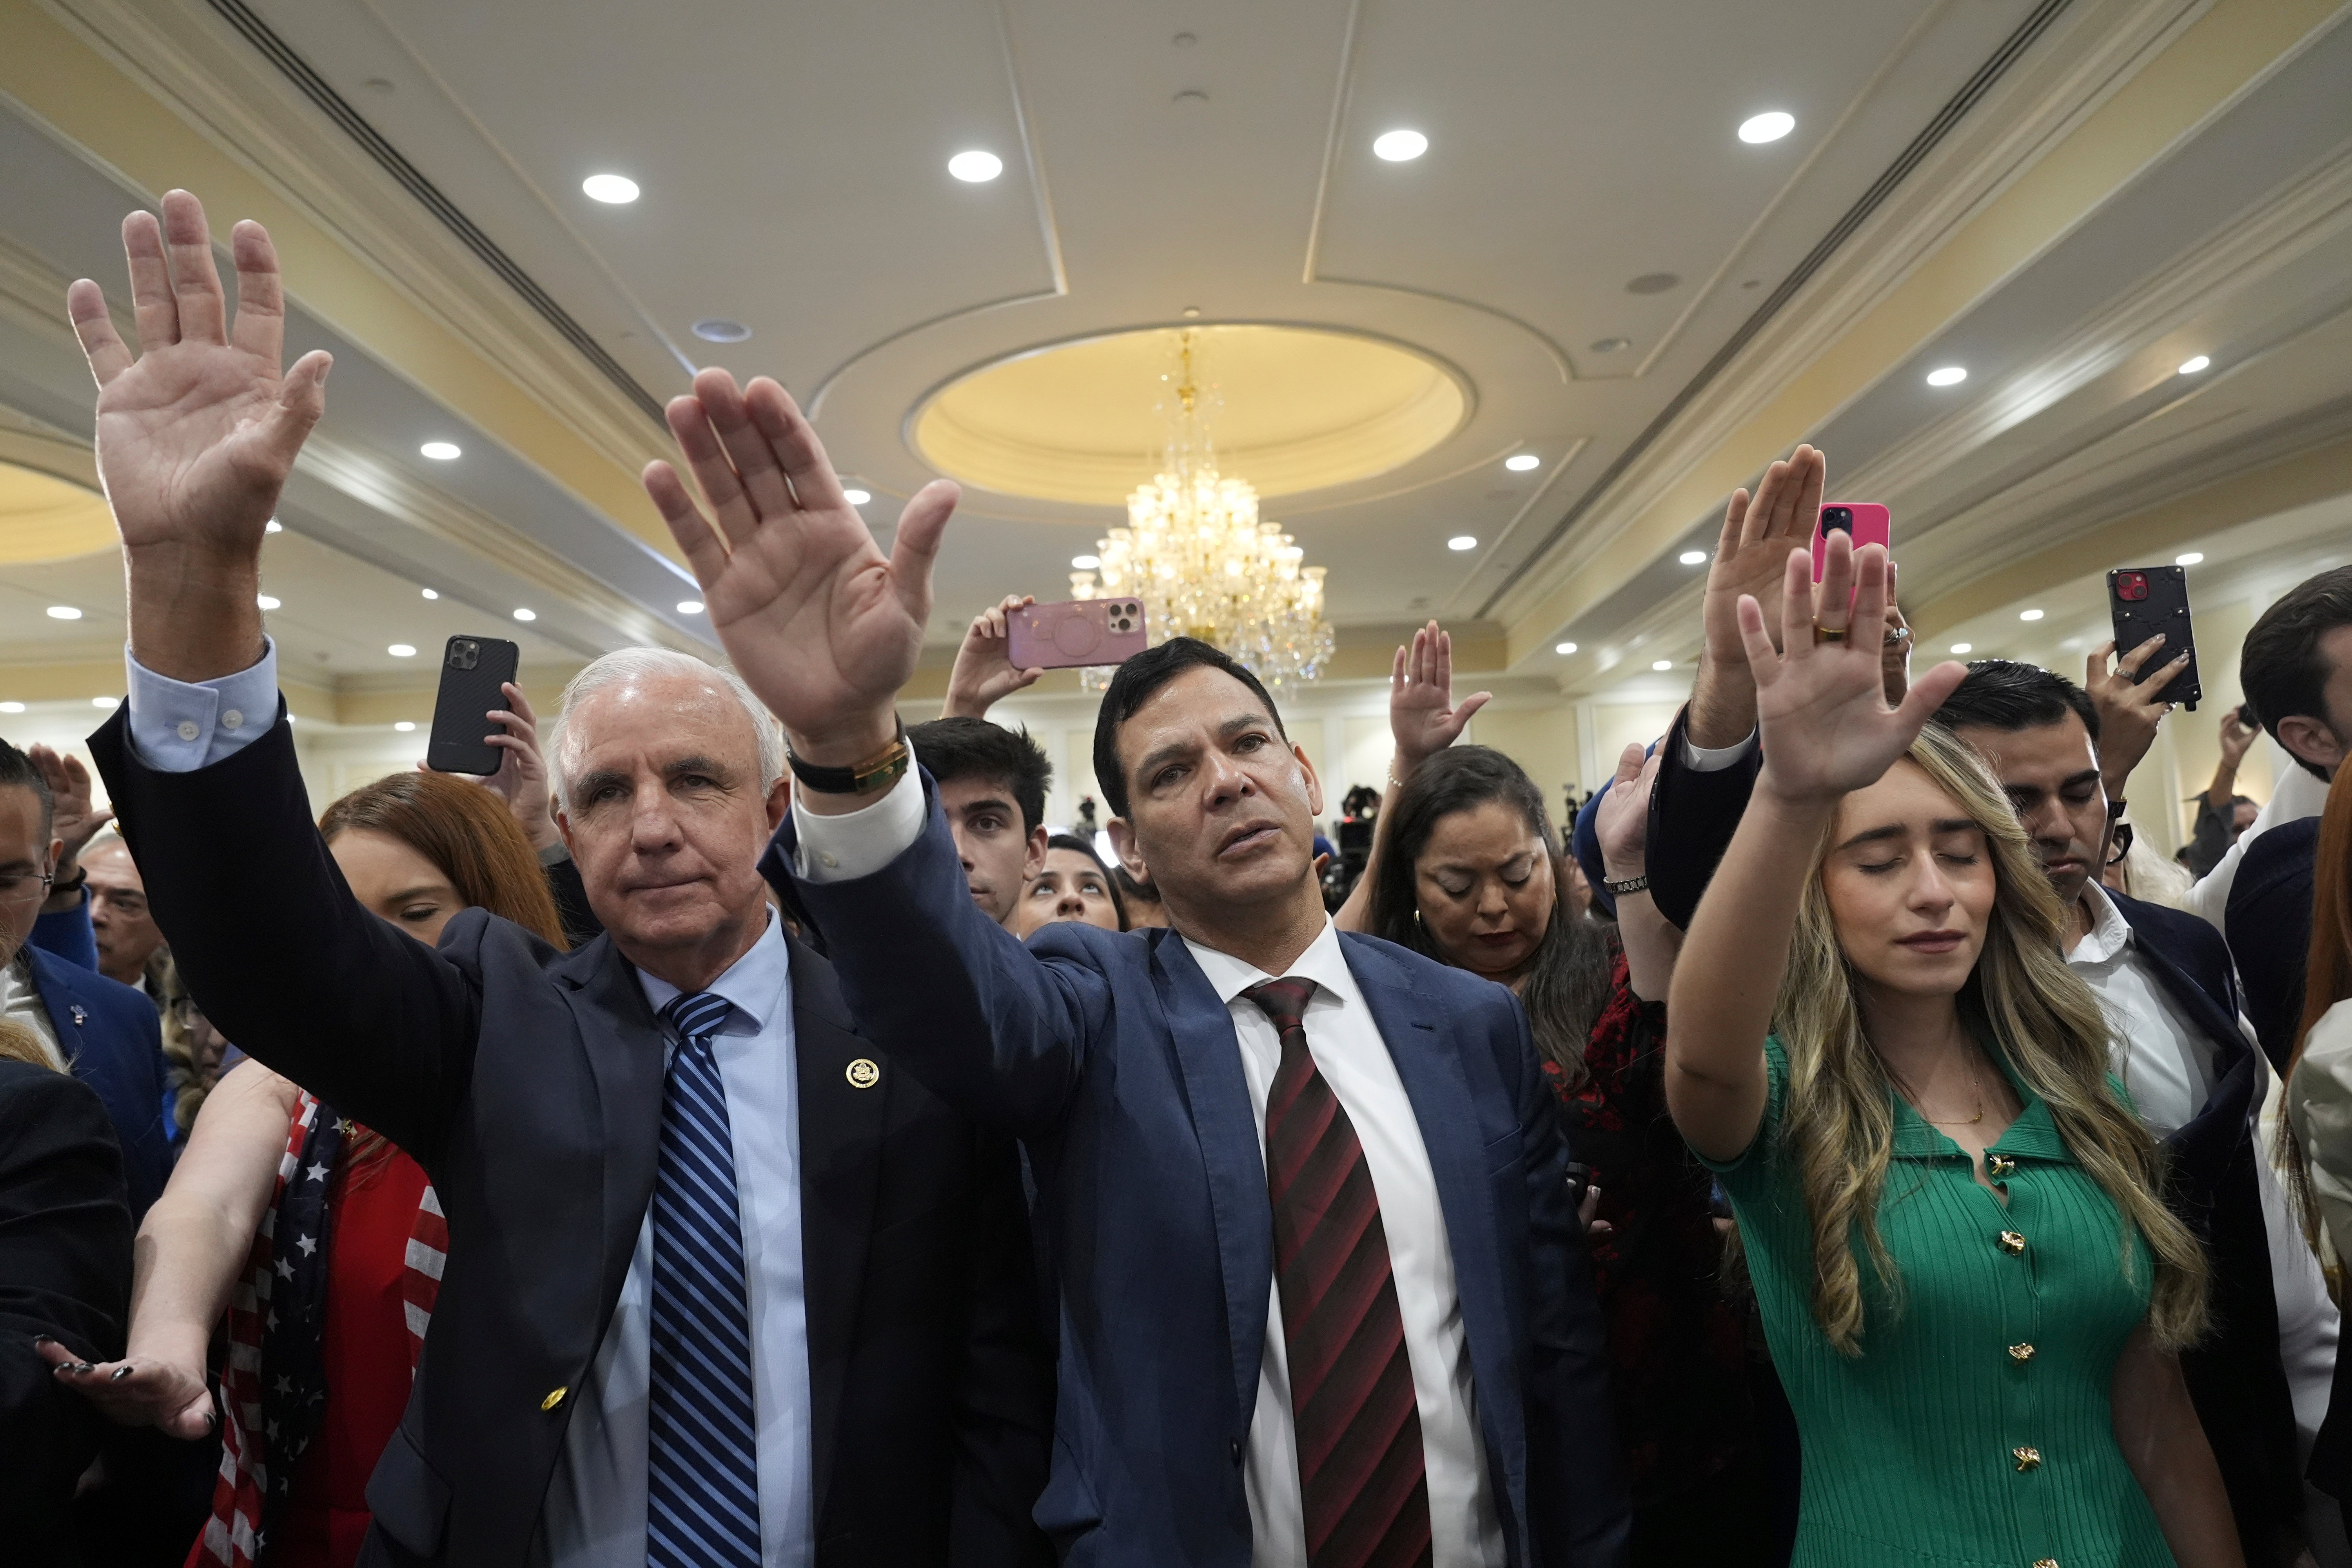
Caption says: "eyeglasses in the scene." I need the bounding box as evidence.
[2105,821,2135,867]
[0,867,54,904]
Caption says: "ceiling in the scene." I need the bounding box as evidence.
[0,0,2344,739]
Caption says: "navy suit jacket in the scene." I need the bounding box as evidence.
[2228,816,2318,1074]
[22,942,168,1221]
[775,777,1628,1568]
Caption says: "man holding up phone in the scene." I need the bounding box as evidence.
[642,365,1628,1567]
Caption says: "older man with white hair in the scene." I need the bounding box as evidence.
[72,191,1052,1568]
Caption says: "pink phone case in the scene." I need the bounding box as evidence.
[1007,597,1151,670]
[1811,503,1892,581]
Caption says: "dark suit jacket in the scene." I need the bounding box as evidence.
[90,709,1052,1568]
[776,777,1629,1568]
[20,942,168,1221]
[2228,815,2319,1074]
[0,1061,134,1566]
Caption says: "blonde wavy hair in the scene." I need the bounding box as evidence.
[0,1017,53,1069]
[1770,723,2206,1354]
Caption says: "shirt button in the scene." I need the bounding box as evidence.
[541,1385,568,1411]
[1988,1154,2016,1179]
[175,720,200,741]
[1998,1230,2026,1255]
[819,853,838,869]
[2013,1445,2042,1472]
[2008,1343,2036,1363]
[2034,1560,2060,1568]
[1229,1437,1244,1466]
[222,709,243,730]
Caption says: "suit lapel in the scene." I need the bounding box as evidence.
[558,936,668,1340]
[1148,931,1274,1439]
[788,931,888,1523]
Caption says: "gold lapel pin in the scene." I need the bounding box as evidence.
[845,1058,880,1090]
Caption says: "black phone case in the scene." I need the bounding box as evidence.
[426,635,521,775]
[2106,566,2201,711]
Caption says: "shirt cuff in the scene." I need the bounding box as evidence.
[1681,729,1758,773]
[123,639,279,773]
[789,763,926,883]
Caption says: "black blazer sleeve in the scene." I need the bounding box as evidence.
[88,708,483,1167]
[1645,708,1761,931]
[1507,1000,1632,1566]
[0,1062,133,1557]
[543,851,606,948]
[948,1136,1056,1566]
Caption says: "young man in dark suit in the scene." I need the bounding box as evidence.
[637,365,1629,1568]
[0,740,170,1221]
[65,190,1050,1568]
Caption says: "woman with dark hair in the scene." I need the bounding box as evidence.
[1014,832,1128,935]
[47,767,566,1568]
[1341,623,1771,1562]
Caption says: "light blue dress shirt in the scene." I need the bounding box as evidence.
[123,643,816,1568]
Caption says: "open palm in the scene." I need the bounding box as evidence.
[67,192,328,557]
[1390,620,1490,773]
[1742,537,1965,804]
[643,371,958,755]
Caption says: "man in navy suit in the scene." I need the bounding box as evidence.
[0,739,169,1220]
[637,367,1628,1568]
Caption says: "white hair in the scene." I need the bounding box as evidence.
[548,648,784,800]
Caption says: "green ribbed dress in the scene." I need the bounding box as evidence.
[1701,1037,2172,1568]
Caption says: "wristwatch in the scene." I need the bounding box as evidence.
[786,719,913,796]
[1602,872,1650,898]
[49,866,88,899]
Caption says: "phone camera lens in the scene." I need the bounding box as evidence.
[1820,506,1853,535]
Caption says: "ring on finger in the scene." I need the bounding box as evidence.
[1884,625,1911,647]
[1813,623,1849,645]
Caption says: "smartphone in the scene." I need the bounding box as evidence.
[1563,1161,1593,1223]
[1006,597,1150,670]
[1811,503,1893,581]
[2107,567,2202,711]
[426,635,521,775]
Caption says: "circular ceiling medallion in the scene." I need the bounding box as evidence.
[911,324,1468,507]
[0,461,118,564]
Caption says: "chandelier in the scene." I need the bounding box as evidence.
[1070,332,1333,690]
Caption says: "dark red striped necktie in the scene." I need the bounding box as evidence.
[1244,977,1433,1568]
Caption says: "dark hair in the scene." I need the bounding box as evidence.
[1363,747,1614,1082]
[2242,565,2352,781]
[319,770,567,949]
[0,739,54,842]
[1935,660,2099,742]
[1093,638,1285,820]
[1043,832,1128,931]
[907,717,1051,832]
[1112,862,1161,907]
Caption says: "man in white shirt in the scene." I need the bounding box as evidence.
[634,364,1629,1567]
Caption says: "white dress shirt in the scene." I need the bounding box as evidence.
[793,768,1506,1568]
[122,641,817,1568]
[0,954,65,1069]
[2068,883,2219,1139]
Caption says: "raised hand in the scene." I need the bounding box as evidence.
[2217,706,2257,771]
[460,682,560,853]
[26,744,113,867]
[1593,742,1661,880]
[2085,635,2189,798]
[942,594,1044,719]
[1740,534,1966,806]
[1690,445,1825,746]
[1389,621,1490,775]
[644,372,955,766]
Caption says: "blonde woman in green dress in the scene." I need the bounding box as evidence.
[1666,532,2241,1568]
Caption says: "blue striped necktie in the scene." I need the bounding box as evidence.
[648,990,762,1567]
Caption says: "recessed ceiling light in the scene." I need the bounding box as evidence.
[265,518,283,533]
[1072,554,1101,570]
[692,319,751,344]
[512,608,537,622]
[421,588,439,600]
[1554,641,1577,655]
[677,600,704,615]
[1589,337,1632,354]
[1447,535,1477,552]
[45,605,81,620]
[2018,608,2043,621]
[1504,454,1541,472]
[1679,550,1709,566]
[581,173,640,204]
[388,643,416,657]
[256,595,280,611]
[0,702,22,714]
[1625,272,1680,295]
[1372,129,1428,162]
[1651,659,1674,671]
[2176,552,2204,566]
[1926,366,1967,387]
[1737,111,1796,144]
[842,488,872,505]
[2178,355,2210,375]
[947,150,1003,183]
[420,441,461,460]
[394,720,416,733]
[1951,642,1973,654]
[91,696,117,709]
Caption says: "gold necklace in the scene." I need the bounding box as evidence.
[1897,1054,1986,1126]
